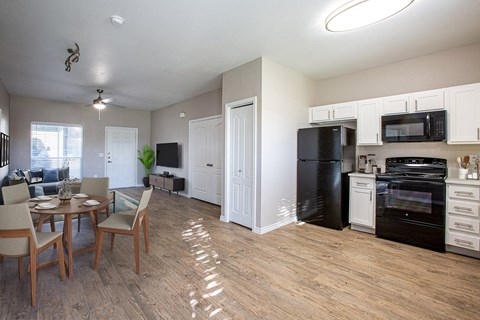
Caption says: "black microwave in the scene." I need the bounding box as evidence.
[382,110,446,142]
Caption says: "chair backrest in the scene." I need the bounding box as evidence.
[131,187,153,228]
[80,177,110,198]
[0,204,38,255]
[2,183,31,205]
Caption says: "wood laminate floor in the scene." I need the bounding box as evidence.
[1,187,480,319]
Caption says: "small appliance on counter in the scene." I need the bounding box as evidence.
[358,155,367,173]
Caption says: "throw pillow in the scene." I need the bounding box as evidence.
[29,169,43,184]
[20,169,31,184]
[43,168,59,183]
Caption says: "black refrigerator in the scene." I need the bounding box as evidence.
[297,125,355,230]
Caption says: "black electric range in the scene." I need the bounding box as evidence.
[376,157,447,251]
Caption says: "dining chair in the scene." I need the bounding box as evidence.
[77,177,110,232]
[0,203,66,306]
[1,183,57,232]
[94,187,153,274]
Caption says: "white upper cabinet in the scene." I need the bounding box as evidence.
[447,83,480,144]
[357,98,383,145]
[383,94,410,115]
[382,89,446,115]
[411,88,446,112]
[309,102,357,123]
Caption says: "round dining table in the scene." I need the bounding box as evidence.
[28,195,110,279]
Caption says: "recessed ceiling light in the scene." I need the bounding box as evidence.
[325,0,414,32]
[110,15,125,26]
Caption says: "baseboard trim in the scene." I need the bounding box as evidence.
[253,215,297,234]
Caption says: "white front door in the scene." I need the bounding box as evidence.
[189,116,223,205]
[229,104,254,228]
[105,127,138,188]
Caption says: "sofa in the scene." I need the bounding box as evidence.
[0,168,72,204]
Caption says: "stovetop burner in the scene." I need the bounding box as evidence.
[378,157,448,181]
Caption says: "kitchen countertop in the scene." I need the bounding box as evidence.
[446,177,480,185]
[348,172,376,178]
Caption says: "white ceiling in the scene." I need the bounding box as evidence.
[1,0,480,111]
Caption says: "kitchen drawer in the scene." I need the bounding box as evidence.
[447,215,480,235]
[447,199,479,218]
[350,177,374,190]
[446,231,480,251]
[448,184,480,201]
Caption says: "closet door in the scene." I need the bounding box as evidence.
[189,116,223,205]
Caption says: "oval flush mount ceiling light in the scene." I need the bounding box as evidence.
[325,0,414,32]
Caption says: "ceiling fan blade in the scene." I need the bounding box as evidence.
[108,103,127,109]
[101,97,114,103]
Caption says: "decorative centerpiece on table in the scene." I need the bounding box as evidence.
[58,179,73,201]
[58,159,73,201]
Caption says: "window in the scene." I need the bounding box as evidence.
[31,123,83,178]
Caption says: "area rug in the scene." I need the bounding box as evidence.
[111,190,139,213]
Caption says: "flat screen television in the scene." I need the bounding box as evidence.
[156,142,179,168]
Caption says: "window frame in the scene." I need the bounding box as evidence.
[30,122,84,178]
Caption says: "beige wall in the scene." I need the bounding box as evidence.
[222,58,263,227]
[316,42,480,105]
[315,42,480,171]
[10,96,150,185]
[221,57,317,232]
[0,79,10,181]
[260,58,316,229]
[150,88,222,195]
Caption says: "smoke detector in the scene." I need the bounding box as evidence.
[110,15,125,26]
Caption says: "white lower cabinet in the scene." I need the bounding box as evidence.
[349,174,376,234]
[446,180,480,258]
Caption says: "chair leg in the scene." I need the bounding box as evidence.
[143,214,149,255]
[106,206,110,217]
[110,234,115,251]
[0,255,4,263]
[18,257,24,280]
[77,214,81,232]
[134,228,140,274]
[94,229,105,271]
[30,251,37,306]
[56,238,66,281]
[49,215,56,232]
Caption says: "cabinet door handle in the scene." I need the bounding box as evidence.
[404,100,408,112]
[356,182,368,186]
[332,109,335,119]
[370,191,372,202]
[453,206,473,213]
[206,163,213,167]
[415,99,418,111]
[454,222,474,230]
[478,128,479,140]
[454,238,474,248]
[454,191,474,197]
[376,133,378,143]
[328,110,331,119]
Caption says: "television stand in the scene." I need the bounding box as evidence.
[149,174,185,196]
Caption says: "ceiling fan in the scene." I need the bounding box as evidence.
[87,89,125,119]
[92,89,112,110]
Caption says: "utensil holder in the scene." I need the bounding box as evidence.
[459,168,468,179]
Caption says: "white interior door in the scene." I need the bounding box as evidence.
[105,127,138,188]
[189,116,223,205]
[229,104,254,228]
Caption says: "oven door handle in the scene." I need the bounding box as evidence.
[390,179,445,186]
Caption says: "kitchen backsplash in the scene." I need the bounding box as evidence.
[357,141,480,174]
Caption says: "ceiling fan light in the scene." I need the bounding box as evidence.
[93,101,106,110]
[325,0,414,32]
